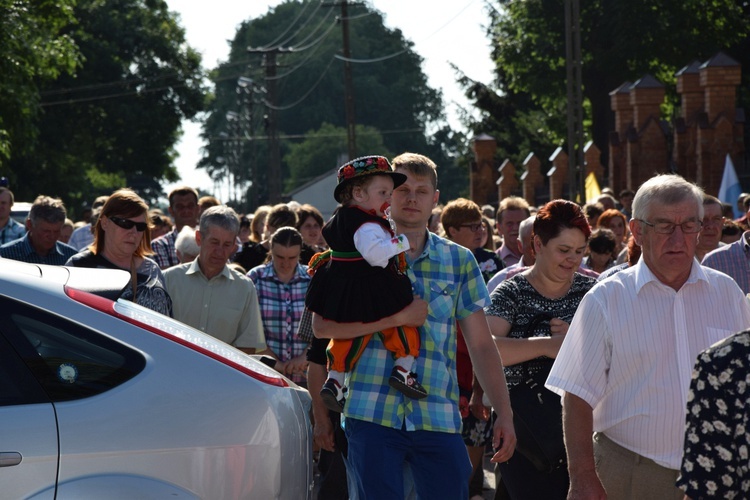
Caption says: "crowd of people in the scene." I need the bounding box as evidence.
[1,152,750,500]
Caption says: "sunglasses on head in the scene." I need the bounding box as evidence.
[108,215,148,232]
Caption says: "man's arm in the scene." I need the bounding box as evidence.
[459,309,516,463]
[563,392,606,500]
[308,361,336,452]
[312,297,428,340]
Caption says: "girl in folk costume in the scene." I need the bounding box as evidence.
[306,155,427,412]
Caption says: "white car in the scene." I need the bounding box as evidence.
[0,260,313,499]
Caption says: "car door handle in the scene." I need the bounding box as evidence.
[0,452,22,467]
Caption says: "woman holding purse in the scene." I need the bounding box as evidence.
[485,199,595,499]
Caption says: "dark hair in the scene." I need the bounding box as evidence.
[533,200,591,245]
[269,226,303,248]
[167,186,199,207]
[295,204,324,228]
[266,203,298,231]
[588,228,617,254]
[723,219,742,237]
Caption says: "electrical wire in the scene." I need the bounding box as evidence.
[258,0,316,50]
[261,55,336,111]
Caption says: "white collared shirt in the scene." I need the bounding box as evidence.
[546,258,750,469]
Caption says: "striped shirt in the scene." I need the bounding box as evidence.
[701,231,750,294]
[0,233,77,265]
[0,218,26,245]
[248,262,310,384]
[546,258,750,469]
[343,231,490,433]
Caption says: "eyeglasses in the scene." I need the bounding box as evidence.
[108,216,148,232]
[636,219,702,234]
[460,223,485,232]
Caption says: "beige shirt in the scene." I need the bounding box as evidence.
[164,259,266,350]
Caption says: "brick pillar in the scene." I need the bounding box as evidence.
[697,52,743,195]
[548,147,568,200]
[520,153,544,207]
[584,141,604,180]
[674,61,702,183]
[497,159,519,201]
[471,134,498,206]
[608,81,632,193]
[627,75,667,190]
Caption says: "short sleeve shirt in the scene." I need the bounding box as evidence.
[343,231,490,433]
[164,260,266,350]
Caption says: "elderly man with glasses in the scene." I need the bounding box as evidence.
[546,174,750,500]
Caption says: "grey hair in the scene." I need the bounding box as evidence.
[199,205,239,236]
[632,174,705,221]
[519,215,536,240]
[29,195,67,225]
[175,225,200,258]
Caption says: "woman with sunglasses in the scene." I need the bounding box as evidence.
[66,188,173,317]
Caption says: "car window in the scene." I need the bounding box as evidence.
[0,297,145,402]
[0,333,49,406]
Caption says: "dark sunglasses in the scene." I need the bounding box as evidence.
[109,215,148,232]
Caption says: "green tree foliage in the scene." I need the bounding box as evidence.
[467,0,750,173]
[0,0,80,165]
[284,123,392,191]
[6,0,206,213]
[199,0,459,210]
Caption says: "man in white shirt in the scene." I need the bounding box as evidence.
[546,174,750,500]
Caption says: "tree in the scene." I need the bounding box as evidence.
[468,0,750,175]
[199,0,448,209]
[6,0,206,213]
[0,0,79,166]
[284,123,392,191]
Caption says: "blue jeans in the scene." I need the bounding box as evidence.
[344,418,472,499]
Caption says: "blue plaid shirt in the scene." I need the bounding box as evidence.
[248,262,311,383]
[0,218,25,245]
[343,231,490,433]
[0,233,77,265]
[151,230,179,269]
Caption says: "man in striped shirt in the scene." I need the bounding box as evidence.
[547,175,750,500]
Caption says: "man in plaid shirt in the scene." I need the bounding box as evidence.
[313,153,516,499]
[152,186,200,269]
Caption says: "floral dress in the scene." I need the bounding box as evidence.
[677,330,750,499]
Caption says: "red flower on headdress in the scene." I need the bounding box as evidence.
[342,165,356,179]
[377,157,389,171]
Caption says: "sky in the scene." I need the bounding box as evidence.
[164,0,496,195]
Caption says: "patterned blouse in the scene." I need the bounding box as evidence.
[485,272,595,386]
[677,330,750,499]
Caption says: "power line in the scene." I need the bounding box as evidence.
[262,56,337,111]
[258,0,318,50]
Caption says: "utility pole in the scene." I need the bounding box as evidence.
[565,0,585,202]
[324,0,361,160]
[247,46,292,203]
[341,0,357,160]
